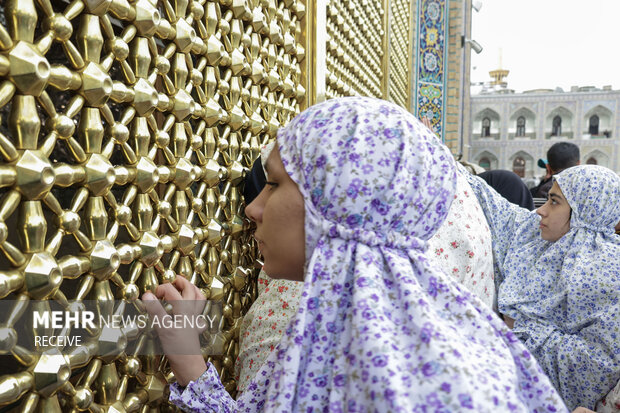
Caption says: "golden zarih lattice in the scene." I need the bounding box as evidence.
[387,0,412,109]
[0,0,305,410]
[325,0,384,99]
[321,0,413,109]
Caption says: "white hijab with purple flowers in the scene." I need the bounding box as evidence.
[233,98,567,412]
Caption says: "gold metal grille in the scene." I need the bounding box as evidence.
[320,0,413,108]
[387,0,412,109]
[325,0,384,99]
[0,0,306,409]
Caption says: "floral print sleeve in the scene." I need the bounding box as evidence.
[169,363,236,412]
[427,172,495,307]
[599,380,620,412]
[459,163,539,283]
[516,314,620,410]
[235,271,303,392]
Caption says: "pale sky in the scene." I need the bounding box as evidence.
[470,0,620,92]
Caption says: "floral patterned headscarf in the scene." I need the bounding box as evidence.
[232,97,567,412]
[555,165,620,232]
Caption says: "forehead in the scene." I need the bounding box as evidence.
[549,181,565,196]
[264,145,284,173]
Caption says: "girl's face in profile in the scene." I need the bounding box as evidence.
[536,181,571,242]
[245,146,306,281]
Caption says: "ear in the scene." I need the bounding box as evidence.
[545,164,552,175]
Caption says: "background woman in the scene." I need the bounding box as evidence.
[464,162,620,410]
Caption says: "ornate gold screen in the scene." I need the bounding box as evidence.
[0,0,421,410]
[0,0,306,410]
[318,0,416,108]
[325,0,384,99]
[387,0,413,109]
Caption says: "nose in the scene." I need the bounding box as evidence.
[245,188,267,223]
[536,202,548,218]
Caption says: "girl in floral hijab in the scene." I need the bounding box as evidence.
[464,164,620,410]
[235,140,496,394]
[147,97,567,412]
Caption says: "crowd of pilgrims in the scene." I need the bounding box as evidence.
[142,97,620,412]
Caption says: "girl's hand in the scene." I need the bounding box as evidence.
[421,116,434,133]
[142,276,207,386]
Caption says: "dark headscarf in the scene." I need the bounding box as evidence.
[479,170,535,210]
[243,156,266,204]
